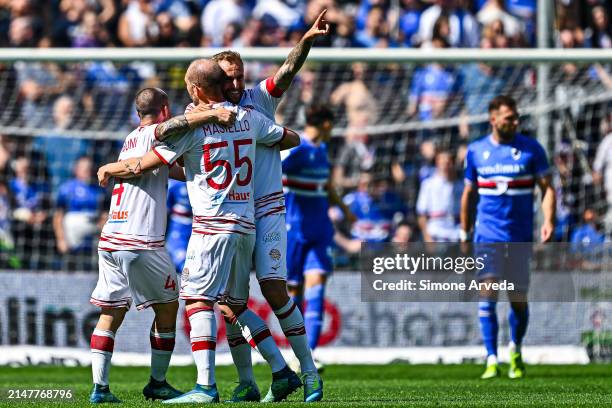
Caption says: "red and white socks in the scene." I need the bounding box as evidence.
[274,299,317,373]
[91,328,115,386]
[225,318,255,383]
[188,306,217,386]
[236,309,286,373]
[150,329,176,381]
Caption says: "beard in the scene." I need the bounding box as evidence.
[496,126,516,142]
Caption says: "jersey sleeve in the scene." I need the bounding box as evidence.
[532,140,550,177]
[463,145,478,184]
[56,184,69,210]
[152,129,199,165]
[250,78,285,118]
[252,110,286,146]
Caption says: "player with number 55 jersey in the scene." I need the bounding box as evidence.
[98,59,301,403]
[91,87,237,404]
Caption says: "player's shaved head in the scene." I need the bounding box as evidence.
[135,87,168,118]
[185,58,227,102]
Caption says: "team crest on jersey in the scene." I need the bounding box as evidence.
[181,268,189,281]
[511,148,521,160]
[269,248,281,261]
[483,151,490,160]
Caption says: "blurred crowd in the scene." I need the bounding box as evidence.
[0,0,610,270]
[0,0,610,49]
[0,99,609,271]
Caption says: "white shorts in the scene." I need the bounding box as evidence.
[91,249,179,311]
[180,233,255,305]
[254,214,287,283]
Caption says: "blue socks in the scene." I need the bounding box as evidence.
[304,284,325,350]
[509,304,529,348]
[478,301,499,357]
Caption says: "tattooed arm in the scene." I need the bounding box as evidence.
[273,9,329,91]
[155,104,237,141]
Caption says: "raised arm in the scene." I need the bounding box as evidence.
[273,9,329,91]
[155,104,236,141]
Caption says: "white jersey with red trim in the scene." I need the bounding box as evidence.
[188,78,286,219]
[156,101,286,235]
[100,124,169,251]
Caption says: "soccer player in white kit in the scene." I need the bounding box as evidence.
[90,88,236,403]
[98,60,301,404]
[206,10,330,403]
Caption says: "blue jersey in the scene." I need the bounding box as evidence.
[464,134,549,242]
[10,178,49,211]
[166,179,192,273]
[282,136,334,243]
[167,179,192,239]
[344,190,407,243]
[56,179,105,214]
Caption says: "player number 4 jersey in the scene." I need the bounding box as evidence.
[155,101,286,235]
[100,124,169,251]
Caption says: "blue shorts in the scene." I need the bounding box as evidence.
[286,234,333,286]
[474,243,531,293]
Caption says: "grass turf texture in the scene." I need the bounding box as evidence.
[0,364,611,407]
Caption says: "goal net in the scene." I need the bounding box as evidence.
[0,48,610,363]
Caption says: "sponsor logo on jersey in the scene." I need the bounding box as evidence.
[227,190,250,201]
[269,248,281,261]
[263,231,281,243]
[110,210,129,220]
[477,163,525,175]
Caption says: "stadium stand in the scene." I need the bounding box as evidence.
[0,0,610,270]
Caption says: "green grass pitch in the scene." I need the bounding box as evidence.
[1,364,611,407]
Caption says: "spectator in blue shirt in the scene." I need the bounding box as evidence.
[355,6,397,48]
[407,36,457,122]
[10,155,51,268]
[344,172,407,243]
[53,156,106,270]
[399,0,423,47]
[571,208,606,246]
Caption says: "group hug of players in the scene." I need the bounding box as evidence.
[86,9,557,406]
[88,10,337,404]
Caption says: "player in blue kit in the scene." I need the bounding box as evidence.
[166,179,192,274]
[282,104,352,359]
[460,95,556,379]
